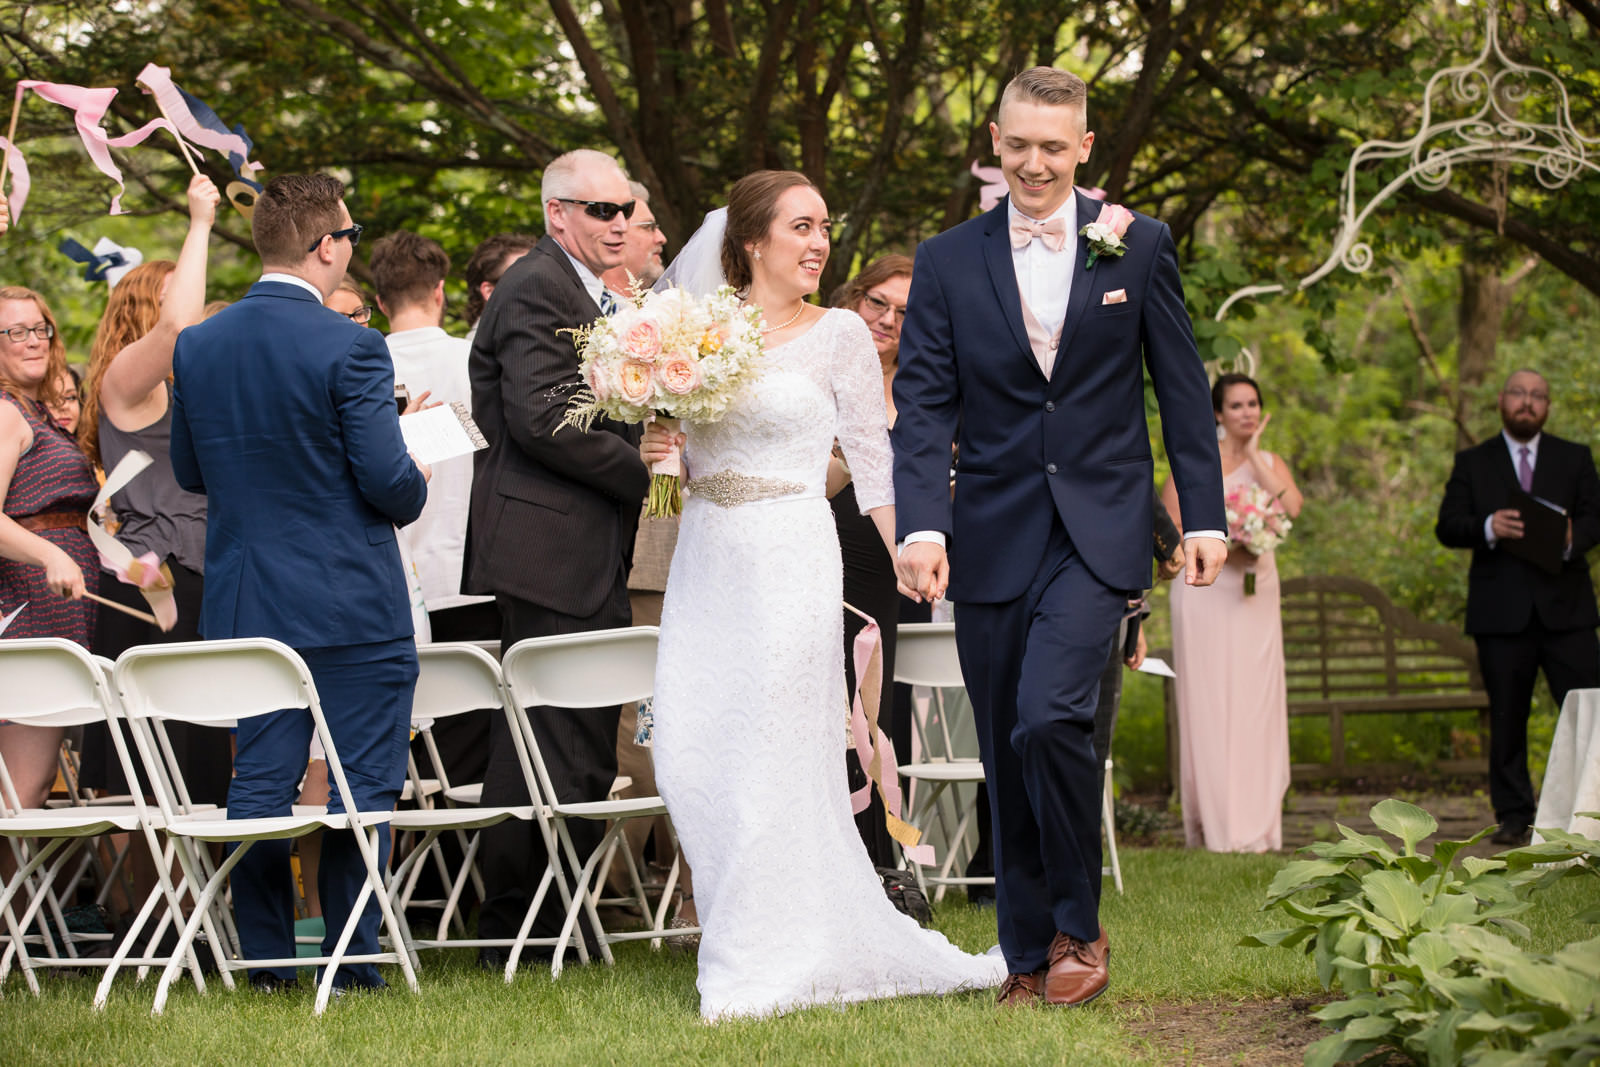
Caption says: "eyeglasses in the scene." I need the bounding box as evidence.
[344,305,374,325]
[3,323,54,343]
[861,293,907,320]
[633,220,661,233]
[1504,387,1549,403]
[308,223,364,253]
[556,198,636,222]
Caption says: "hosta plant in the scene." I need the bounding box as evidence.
[1242,800,1599,1066]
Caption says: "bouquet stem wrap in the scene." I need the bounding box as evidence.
[649,415,683,518]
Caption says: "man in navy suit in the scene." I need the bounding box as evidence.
[893,68,1227,1007]
[171,173,430,991]
[1435,368,1600,845]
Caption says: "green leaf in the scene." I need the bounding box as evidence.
[1405,930,1460,975]
[1362,869,1427,931]
[1342,1014,1396,1040]
[1239,927,1314,950]
[1303,1033,1360,1067]
[1422,892,1478,930]
[1371,798,1438,853]
[1265,858,1348,901]
[1461,857,1508,880]
[1552,936,1600,979]
[1314,997,1384,1021]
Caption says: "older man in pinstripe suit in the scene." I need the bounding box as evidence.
[463,149,650,966]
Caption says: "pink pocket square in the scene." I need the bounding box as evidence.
[1102,289,1127,305]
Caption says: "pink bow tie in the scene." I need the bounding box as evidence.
[1010,216,1069,252]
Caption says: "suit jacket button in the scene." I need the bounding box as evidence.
[1044,401,1056,412]
[1046,463,1058,475]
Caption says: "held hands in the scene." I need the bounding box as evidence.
[1184,536,1228,587]
[187,174,221,228]
[1490,508,1524,541]
[895,540,948,603]
[640,421,684,467]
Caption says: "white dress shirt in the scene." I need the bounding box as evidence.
[557,245,607,308]
[1485,430,1545,549]
[259,272,324,300]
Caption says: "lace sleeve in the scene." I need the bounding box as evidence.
[829,310,894,513]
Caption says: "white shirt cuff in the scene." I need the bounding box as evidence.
[1484,514,1498,549]
[1183,530,1226,542]
[899,530,946,555]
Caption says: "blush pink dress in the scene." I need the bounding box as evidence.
[1169,455,1290,852]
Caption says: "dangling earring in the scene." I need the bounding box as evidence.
[1216,423,1227,442]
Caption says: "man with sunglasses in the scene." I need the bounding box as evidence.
[171,172,430,993]
[464,148,650,969]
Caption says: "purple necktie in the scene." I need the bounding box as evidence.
[1518,445,1534,492]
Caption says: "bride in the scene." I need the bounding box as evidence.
[641,170,1005,1021]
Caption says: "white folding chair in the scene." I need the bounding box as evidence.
[893,623,990,902]
[500,626,696,977]
[113,637,420,1015]
[386,643,542,965]
[0,639,207,1003]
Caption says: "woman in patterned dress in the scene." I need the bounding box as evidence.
[0,285,99,809]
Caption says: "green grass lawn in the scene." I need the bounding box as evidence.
[3,848,1595,1066]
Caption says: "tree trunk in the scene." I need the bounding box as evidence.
[1455,252,1538,448]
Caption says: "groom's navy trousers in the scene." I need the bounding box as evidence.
[954,516,1126,972]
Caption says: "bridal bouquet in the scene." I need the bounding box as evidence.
[561,285,765,516]
[1225,484,1292,595]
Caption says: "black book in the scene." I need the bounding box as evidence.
[1502,487,1567,575]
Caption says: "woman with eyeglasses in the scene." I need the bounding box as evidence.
[0,285,99,809]
[74,175,234,815]
[325,274,375,324]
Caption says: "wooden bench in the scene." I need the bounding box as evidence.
[1162,575,1490,784]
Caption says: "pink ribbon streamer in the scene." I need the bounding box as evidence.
[846,612,936,865]
[0,136,29,221]
[134,64,262,176]
[14,80,172,214]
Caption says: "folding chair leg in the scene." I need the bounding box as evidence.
[1101,758,1123,895]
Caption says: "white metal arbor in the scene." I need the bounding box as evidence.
[1214,0,1598,364]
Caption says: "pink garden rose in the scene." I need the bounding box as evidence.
[657,357,702,396]
[1094,202,1135,238]
[619,359,655,403]
[621,314,664,362]
[586,360,614,401]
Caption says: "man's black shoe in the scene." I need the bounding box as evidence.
[1490,821,1531,846]
[249,972,299,994]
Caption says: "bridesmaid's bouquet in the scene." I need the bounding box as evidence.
[1225,484,1292,595]
[560,285,766,516]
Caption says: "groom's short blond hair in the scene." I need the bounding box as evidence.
[1000,67,1088,117]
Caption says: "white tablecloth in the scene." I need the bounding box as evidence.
[1534,688,1600,843]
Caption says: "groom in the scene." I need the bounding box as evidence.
[893,67,1227,1007]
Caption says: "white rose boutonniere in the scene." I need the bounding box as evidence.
[1080,203,1135,269]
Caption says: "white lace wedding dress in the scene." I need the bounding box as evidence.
[652,308,1006,1021]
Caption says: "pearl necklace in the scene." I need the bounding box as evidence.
[757,302,806,335]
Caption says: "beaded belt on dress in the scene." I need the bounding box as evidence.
[683,470,811,507]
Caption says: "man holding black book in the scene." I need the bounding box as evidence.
[1436,368,1600,845]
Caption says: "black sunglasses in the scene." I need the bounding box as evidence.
[556,198,636,222]
[308,223,364,253]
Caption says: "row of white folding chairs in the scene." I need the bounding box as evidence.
[0,627,696,1014]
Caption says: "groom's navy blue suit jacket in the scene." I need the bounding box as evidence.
[893,191,1225,600]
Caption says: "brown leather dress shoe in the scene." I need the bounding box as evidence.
[1044,926,1109,1006]
[997,971,1045,1007]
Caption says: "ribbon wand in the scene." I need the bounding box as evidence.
[0,85,21,194]
[81,590,158,626]
[134,71,200,176]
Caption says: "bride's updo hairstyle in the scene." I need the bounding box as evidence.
[720,170,820,292]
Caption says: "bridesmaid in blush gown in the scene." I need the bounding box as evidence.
[1163,373,1304,852]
